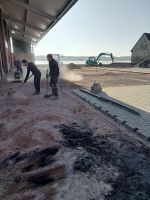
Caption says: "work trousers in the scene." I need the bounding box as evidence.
[34,74,41,93]
[16,66,23,76]
[49,76,58,97]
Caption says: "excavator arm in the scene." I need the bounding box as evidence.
[96,53,114,63]
[86,52,114,66]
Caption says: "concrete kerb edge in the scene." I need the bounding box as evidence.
[72,89,149,142]
[80,89,140,117]
[73,90,110,115]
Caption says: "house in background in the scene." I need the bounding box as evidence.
[131,33,150,63]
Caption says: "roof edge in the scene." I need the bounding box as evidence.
[35,0,78,45]
[131,33,150,52]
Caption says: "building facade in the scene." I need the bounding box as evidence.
[131,33,150,63]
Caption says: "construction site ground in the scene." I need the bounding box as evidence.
[68,64,150,112]
[0,64,150,200]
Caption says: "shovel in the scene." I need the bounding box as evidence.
[7,74,33,96]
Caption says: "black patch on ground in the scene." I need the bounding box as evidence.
[37,147,59,157]
[59,122,93,147]
[74,153,95,172]
[0,152,20,169]
[15,153,28,163]
[22,164,34,172]
[105,170,150,200]
[7,152,20,160]
[27,174,54,187]
[0,146,59,170]
[0,146,61,197]
[38,157,55,168]
[59,122,150,200]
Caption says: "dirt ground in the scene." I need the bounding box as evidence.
[0,67,150,199]
[67,65,150,89]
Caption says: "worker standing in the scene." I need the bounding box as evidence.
[47,54,59,100]
[14,60,23,77]
[22,59,41,95]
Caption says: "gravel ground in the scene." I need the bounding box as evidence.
[0,76,150,200]
[104,85,150,113]
[67,66,150,88]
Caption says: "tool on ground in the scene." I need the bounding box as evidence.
[7,74,33,96]
[44,69,50,98]
[91,81,102,94]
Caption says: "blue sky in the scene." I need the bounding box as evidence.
[35,0,150,57]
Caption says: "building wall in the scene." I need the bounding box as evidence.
[131,34,150,63]
[13,38,35,62]
[14,53,35,63]
[0,8,34,79]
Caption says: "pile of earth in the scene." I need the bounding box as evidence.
[67,63,82,70]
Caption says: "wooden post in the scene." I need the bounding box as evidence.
[0,48,4,79]
[0,8,9,75]
[7,30,14,69]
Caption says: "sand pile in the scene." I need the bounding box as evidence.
[67,63,82,70]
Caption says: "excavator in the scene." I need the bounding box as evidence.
[86,52,114,66]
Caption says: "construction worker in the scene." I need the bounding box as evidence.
[14,60,23,77]
[47,54,59,100]
[22,59,41,95]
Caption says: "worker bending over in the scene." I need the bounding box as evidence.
[22,59,41,95]
[47,54,59,100]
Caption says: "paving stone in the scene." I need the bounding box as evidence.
[73,89,150,141]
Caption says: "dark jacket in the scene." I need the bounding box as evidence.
[14,60,21,67]
[49,59,59,78]
[14,60,23,73]
[24,62,41,82]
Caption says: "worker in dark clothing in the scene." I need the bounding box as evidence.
[14,60,23,77]
[22,59,41,95]
[47,54,59,100]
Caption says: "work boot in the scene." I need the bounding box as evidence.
[50,96,58,100]
[46,93,53,97]
[32,91,40,95]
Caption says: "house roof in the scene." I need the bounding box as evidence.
[1,0,78,45]
[131,33,150,52]
[145,33,150,41]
